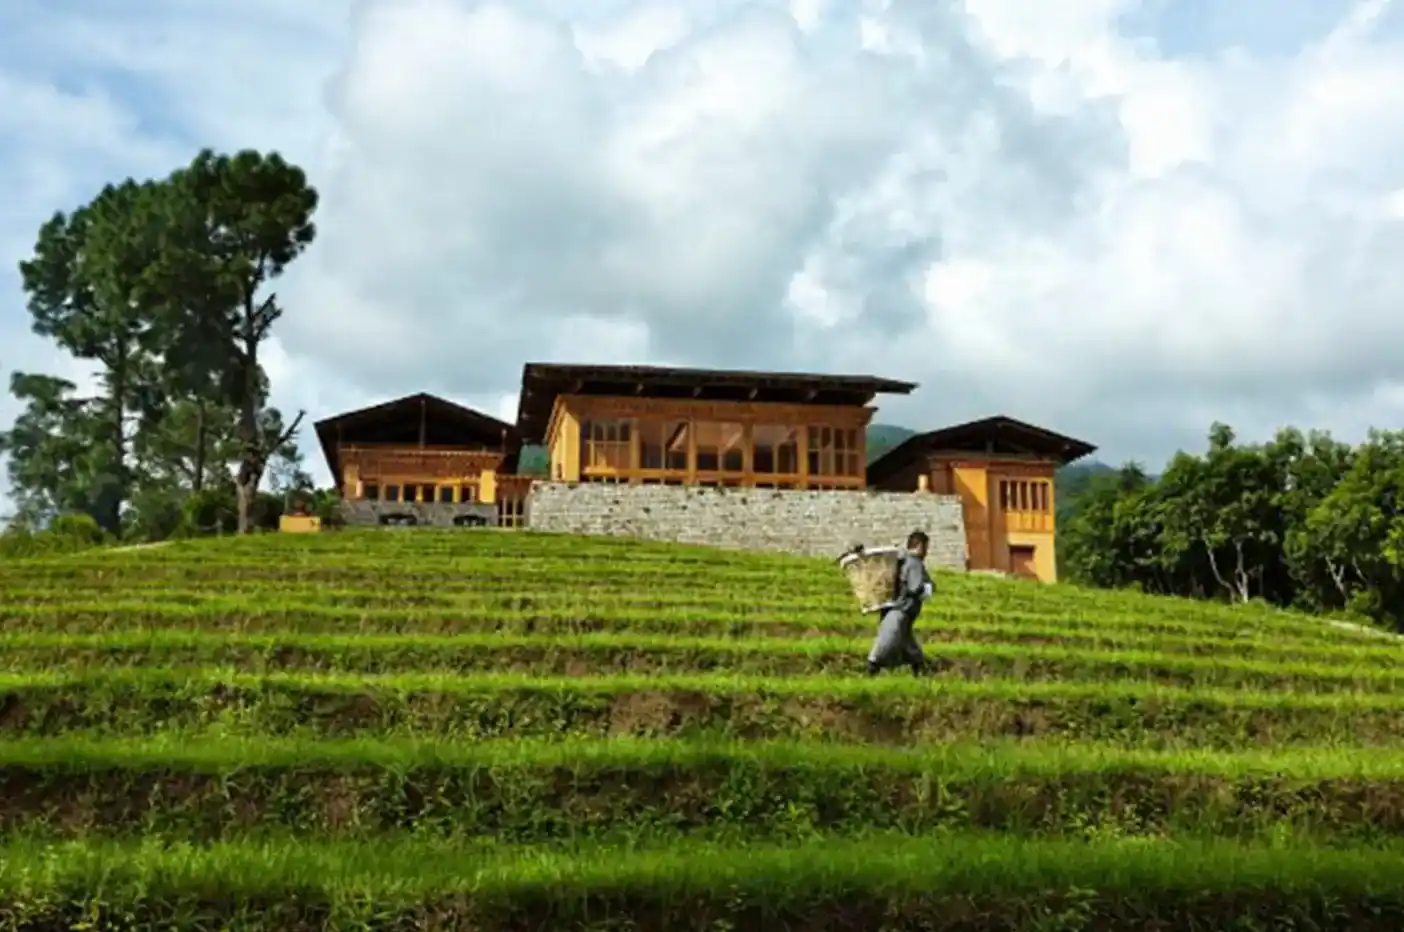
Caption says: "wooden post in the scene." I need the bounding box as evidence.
[685,420,695,484]
[798,425,810,489]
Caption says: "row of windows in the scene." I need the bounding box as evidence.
[998,479,1052,514]
[361,482,477,504]
[581,419,863,478]
[357,481,527,527]
[583,475,858,491]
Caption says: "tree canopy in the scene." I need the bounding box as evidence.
[1059,423,1404,631]
[1,149,319,539]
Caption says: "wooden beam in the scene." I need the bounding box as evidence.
[561,394,870,426]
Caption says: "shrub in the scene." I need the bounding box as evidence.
[0,512,111,558]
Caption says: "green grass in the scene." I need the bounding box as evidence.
[3,735,1404,846]
[3,527,1403,927]
[1,834,1403,930]
[0,628,1401,692]
[1,666,1401,748]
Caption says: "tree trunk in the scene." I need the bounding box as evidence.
[104,354,128,536]
[1201,535,1234,600]
[1231,541,1252,602]
[235,319,261,534]
[192,398,207,494]
[235,468,258,535]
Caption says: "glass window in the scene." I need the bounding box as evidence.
[694,421,744,473]
[753,425,799,474]
[807,427,833,475]
[639,420,688,471]
[581,419,633,472]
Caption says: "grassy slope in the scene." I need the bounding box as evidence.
[1,530,1402,929]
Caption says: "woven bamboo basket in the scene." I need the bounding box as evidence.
[837,545,901,613]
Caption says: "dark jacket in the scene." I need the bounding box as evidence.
[892,552,933,620]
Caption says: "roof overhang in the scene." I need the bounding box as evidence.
[314,393,520,488]
[867,415,1097,485]
[515,363,917,443]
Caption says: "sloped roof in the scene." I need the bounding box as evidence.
[516,363,917,442]
[867,415,1096,484]
[314,393,518,485]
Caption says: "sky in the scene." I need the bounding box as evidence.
[2,0,1404,513]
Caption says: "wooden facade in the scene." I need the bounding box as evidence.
[313,393,524,515]
[311,372,1098,578]
[867,416,1096,583]
[516,364,916,490]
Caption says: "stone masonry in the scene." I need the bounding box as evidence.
[526,482,967,569]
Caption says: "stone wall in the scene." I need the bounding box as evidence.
[341,499,499,527]
[526,482,967,568]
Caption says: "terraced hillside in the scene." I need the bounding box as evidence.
[2,530,1404,929]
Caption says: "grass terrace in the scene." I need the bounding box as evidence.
[1,529,1403,929]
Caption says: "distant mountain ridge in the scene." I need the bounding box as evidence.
[865,424,917,463]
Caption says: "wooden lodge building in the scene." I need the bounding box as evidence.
[516,363,916,489]
[866,416,1096,583]
[313,363,1096,582]
[314,393,531,528]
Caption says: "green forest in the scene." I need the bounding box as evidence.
[5,148,1404,633]
[0,149,321,544]
[1055,423,1404,630]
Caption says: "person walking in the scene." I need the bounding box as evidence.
[866,530,934,677]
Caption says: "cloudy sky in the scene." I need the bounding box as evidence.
[3,0,1404,507]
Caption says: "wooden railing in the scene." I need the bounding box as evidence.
[339,444,505,482]
[496,476,533,528]
[1003,510,1054,533]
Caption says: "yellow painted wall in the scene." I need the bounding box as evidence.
[1004,531,1057,580]
[990,462,1057,582]
[279,515,321,534]
[479,469,498,504]
[927,455,1061,583]
[548,402,582,482]
[951,464,990,571]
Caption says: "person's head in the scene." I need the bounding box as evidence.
[906,530,929,559]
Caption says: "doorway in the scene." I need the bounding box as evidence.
[1009,545,1038,580]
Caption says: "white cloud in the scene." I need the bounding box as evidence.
[2,0,1404,511]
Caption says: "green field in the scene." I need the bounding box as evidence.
[1,530,1402,929]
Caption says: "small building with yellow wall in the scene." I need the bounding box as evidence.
[866,416,1096,582]
[313,392,529,526]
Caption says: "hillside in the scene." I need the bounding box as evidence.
[865,422,917,460]
[1,530,1403,928]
